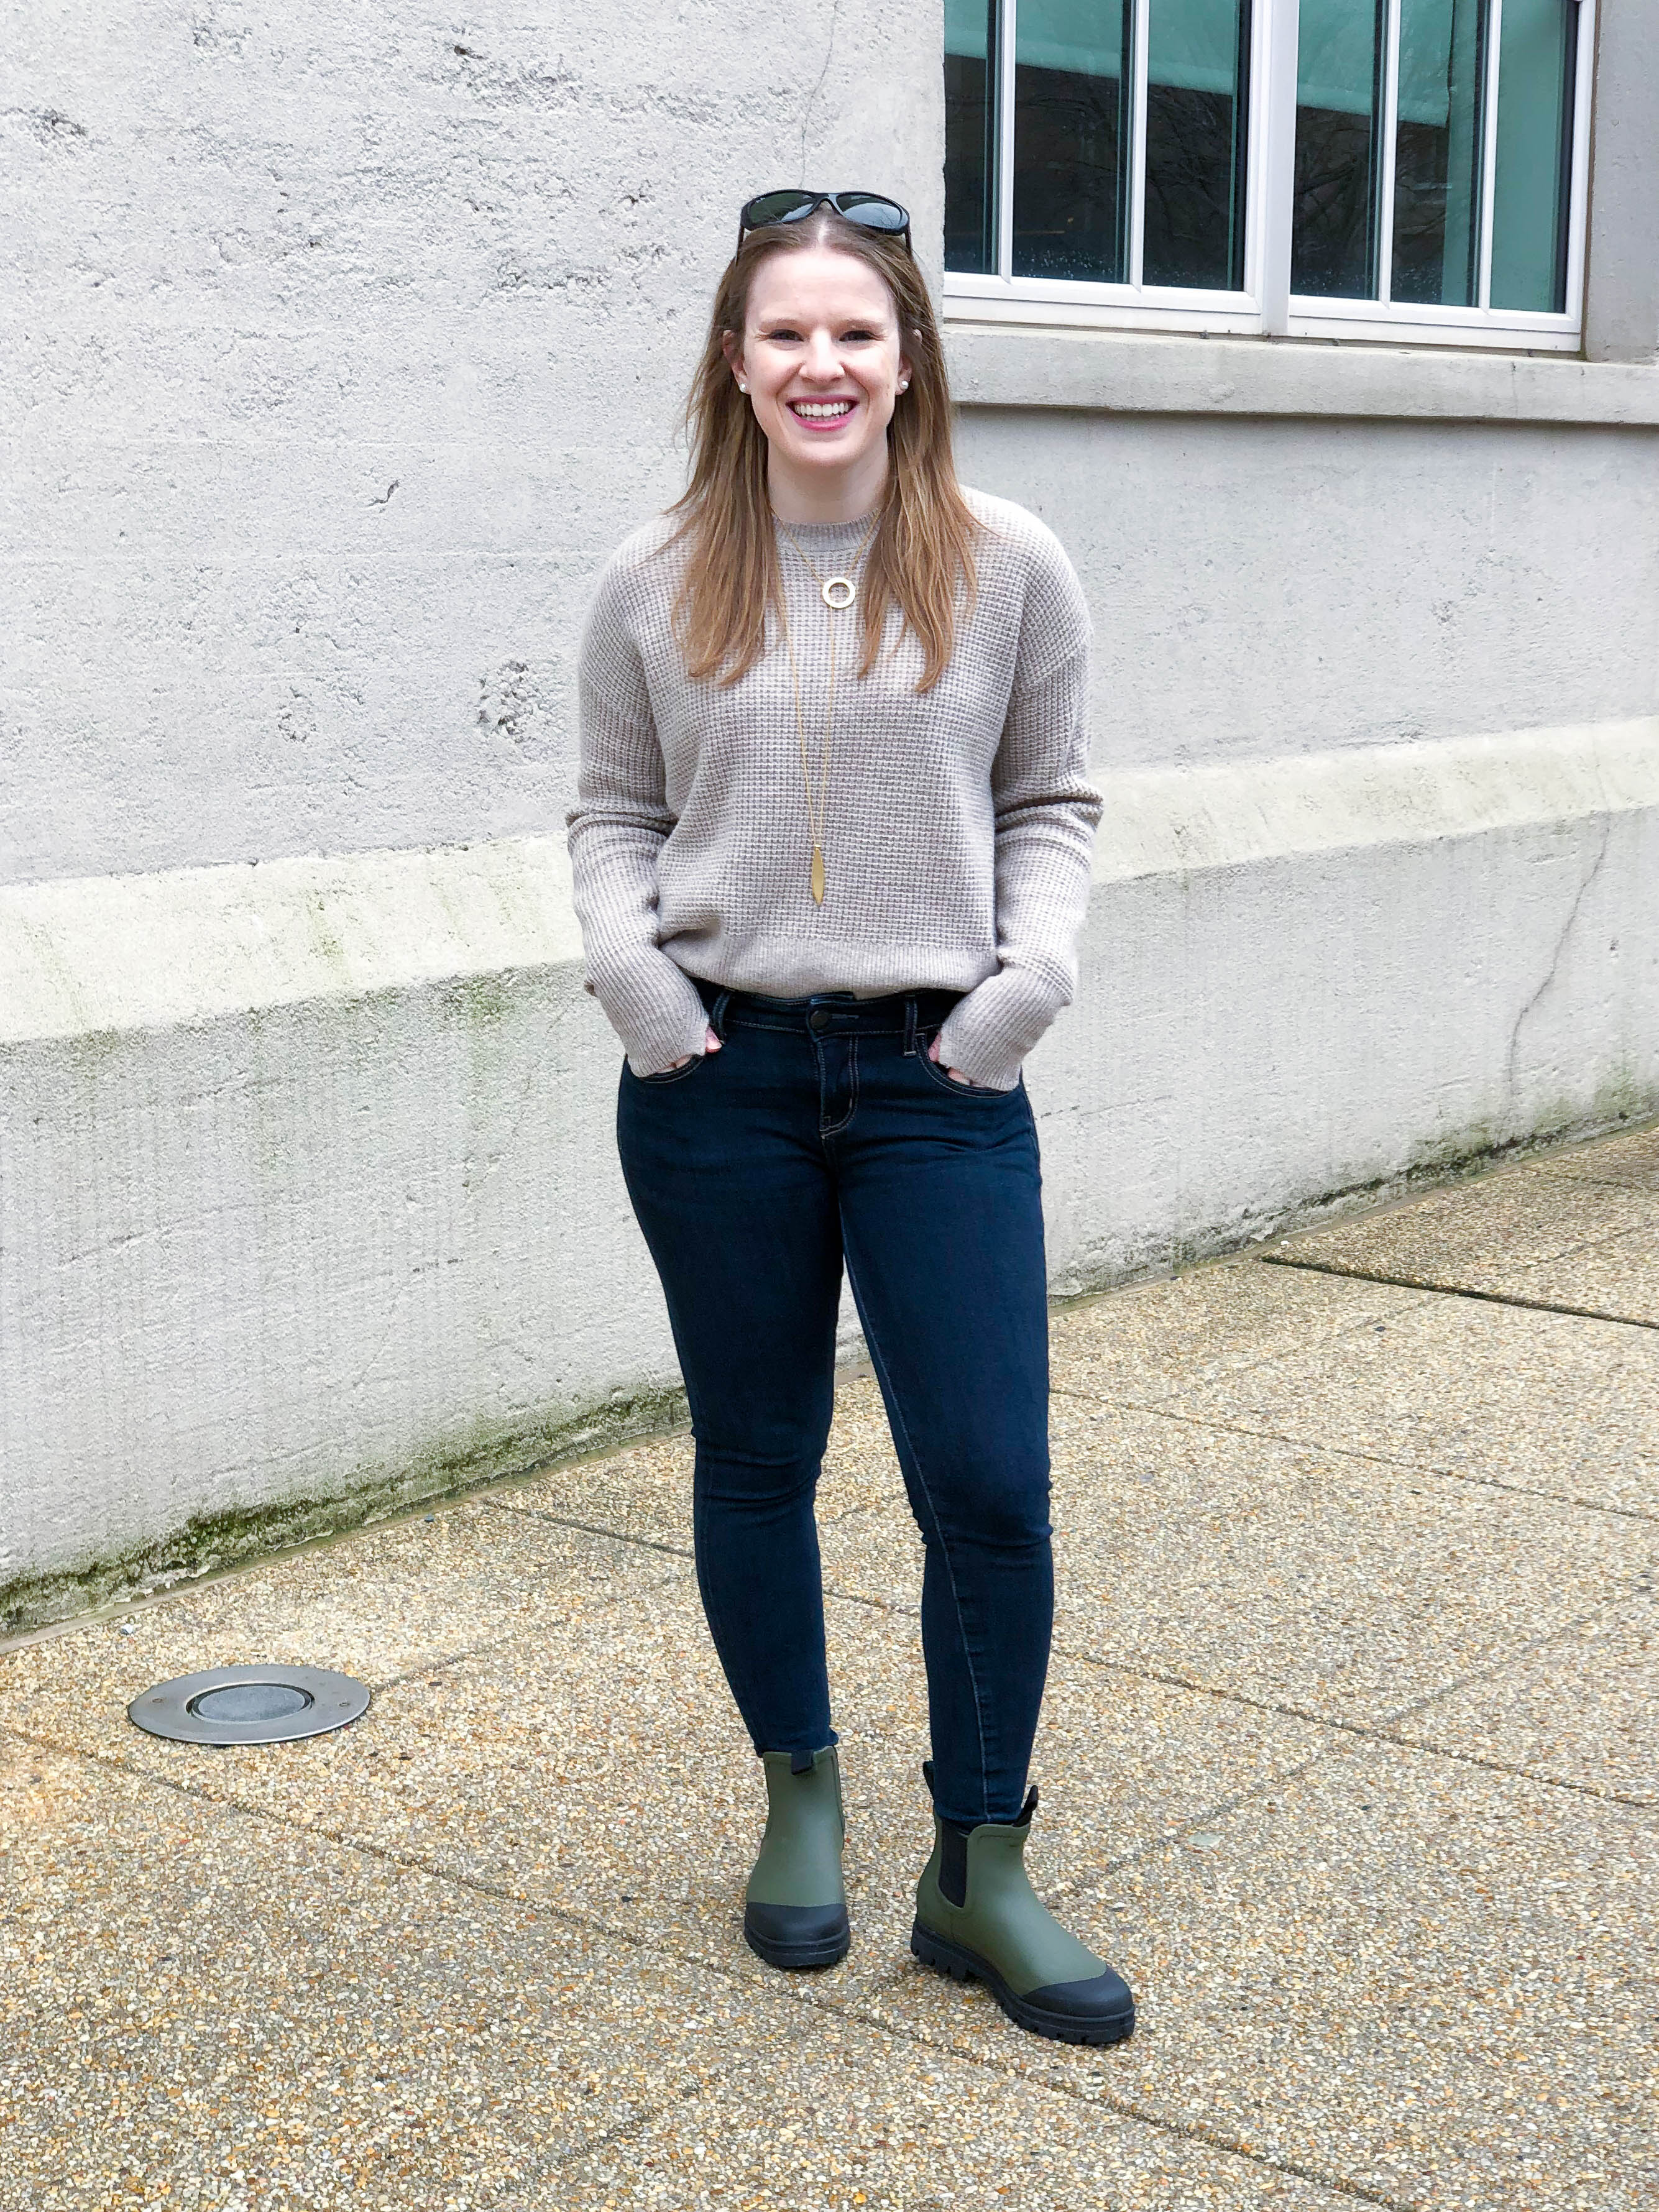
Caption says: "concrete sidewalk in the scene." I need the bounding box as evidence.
[3,1125,1655,2211]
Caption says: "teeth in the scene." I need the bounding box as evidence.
[793,401,853,418]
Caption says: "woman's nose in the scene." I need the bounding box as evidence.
[801,331,841,381]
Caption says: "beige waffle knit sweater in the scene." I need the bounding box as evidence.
[568,487,1101,1090]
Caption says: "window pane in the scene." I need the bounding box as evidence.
[1143,0,1251,289]
[1012,0,1134,281]
[1292,0,1386,297]
[1489,0,1576,312]
[1391,0,1486,305]
[945,0,997,272]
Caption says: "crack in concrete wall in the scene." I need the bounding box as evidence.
[798,0,844,181]
[1506,815,1617,1096]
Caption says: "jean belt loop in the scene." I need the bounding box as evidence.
[903,996,918,1057]
[710,989,732,1042]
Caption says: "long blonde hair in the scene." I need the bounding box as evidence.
[668,211,980,694]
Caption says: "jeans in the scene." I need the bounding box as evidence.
[615,982,1053,1829]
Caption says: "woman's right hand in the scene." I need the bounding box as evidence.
[927,1034,972,1085]
[664,1026,723,1073]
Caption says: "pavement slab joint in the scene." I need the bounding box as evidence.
[1261,1252,1659,1334]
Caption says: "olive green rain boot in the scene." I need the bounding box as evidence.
[911,1766,1134,2045]
[742,1746,851,1970]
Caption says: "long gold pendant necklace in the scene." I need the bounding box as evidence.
[775,512,881,904]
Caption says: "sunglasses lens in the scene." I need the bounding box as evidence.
[833,194,909,232]
[742,191,816,229]
[738,190,911,246]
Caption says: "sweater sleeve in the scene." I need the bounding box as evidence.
[567,566,710,1077]
[935,552,1101,1091]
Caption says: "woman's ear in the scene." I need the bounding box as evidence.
[720,331,748,392]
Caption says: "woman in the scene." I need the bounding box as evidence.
[568,190,1133,2047]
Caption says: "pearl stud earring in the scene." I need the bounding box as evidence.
[737,380,748,392]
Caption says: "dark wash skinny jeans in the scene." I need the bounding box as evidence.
[616,982,1053,1830]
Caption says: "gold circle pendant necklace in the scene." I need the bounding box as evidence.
[775,511,881,905]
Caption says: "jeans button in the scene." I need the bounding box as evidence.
[809,1008,830,1032]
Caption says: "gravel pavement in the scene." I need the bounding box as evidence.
[4,1124,1655,2210]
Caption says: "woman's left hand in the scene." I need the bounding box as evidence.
[927,1035,971,1085]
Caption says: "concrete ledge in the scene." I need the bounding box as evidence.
[4,715,1658,1630]
[6,718,1655,1045]
[0,837,584,1045]
[945,325,1659,426]
[1096,718,1659,878]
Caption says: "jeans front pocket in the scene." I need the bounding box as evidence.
[630,1053,704,1086]
[916,1034,1018,1101]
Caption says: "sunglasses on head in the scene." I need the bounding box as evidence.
[737,190,912,256]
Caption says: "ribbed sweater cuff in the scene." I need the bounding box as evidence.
[589,950,710,1077]
[935,967,1068,1091]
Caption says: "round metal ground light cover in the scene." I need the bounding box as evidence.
[128,1664,372,1746]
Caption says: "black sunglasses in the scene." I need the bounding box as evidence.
[737,190,912,256]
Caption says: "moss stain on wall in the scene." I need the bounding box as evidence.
[1,1379,689,1641]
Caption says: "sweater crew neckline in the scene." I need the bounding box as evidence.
[769,509,881,539]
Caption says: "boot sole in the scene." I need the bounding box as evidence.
[743,1915,850,1971]
[909,1919,1134,2047]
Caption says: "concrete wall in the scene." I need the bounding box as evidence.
[4,1,1659,1632]
[956,407,1659,766]
[2,0,944,884]
[1586,0,1659,364]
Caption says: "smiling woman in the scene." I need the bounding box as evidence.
[669,210,979,695]
[564,197,1133,2050]
[728,247,907,498]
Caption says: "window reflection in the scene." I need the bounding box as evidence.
[1489,0,1576,311]
[1391,0,1486,306]
[1144,0,1251,289]
[1011,0,1134,282]
[1292,0,1385,298]
[945,0,997,273]
[942,0,1583,320]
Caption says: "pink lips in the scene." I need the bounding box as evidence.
[786,397,857,433]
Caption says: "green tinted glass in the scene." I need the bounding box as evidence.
[945,0,998,272]
[1489,0,1577,311]
[1292,0,1386,298]
[1144,0,1251,289]
[1391,0,1486,306]
[1012,0,1134,282]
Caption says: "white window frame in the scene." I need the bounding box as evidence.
[943,0,1596,351]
